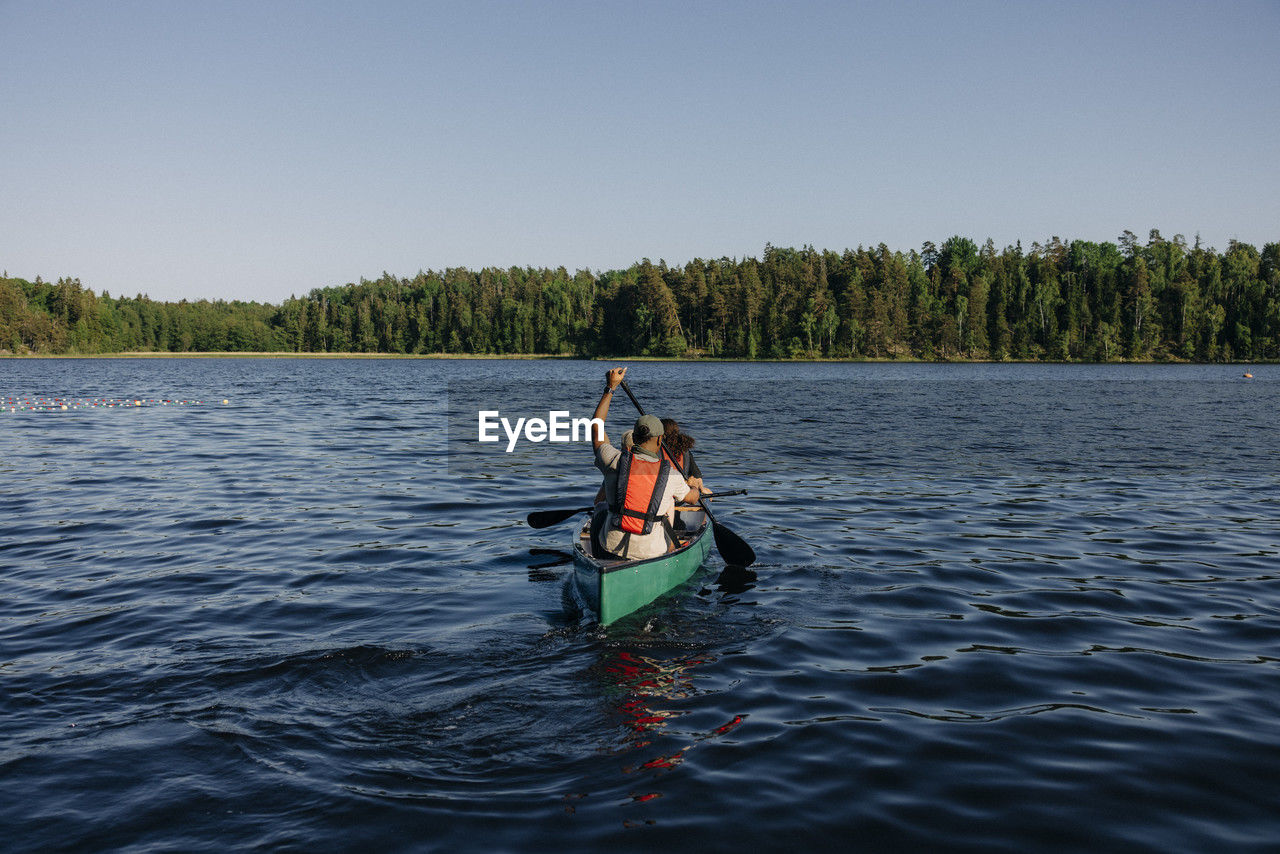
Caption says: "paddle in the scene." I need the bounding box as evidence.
[694,489,757,567]
[700,488,747,499]
[526,507,593,529]
[529,489,747,530]
[618,380,757,567]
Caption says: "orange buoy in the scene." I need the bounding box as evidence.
[1243,372,1253,378]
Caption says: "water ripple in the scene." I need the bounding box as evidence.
[3,360,1279,852]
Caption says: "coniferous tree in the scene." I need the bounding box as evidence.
[4,231,1278,360]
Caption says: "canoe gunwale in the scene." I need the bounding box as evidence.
[580,521,712,574]
[572,511,714,624]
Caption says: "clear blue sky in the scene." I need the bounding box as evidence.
[3,0,1278,304]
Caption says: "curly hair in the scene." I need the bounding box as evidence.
[661,417,696,457]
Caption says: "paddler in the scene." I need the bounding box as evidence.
[590,367,704,559]
[660,417,702,482]
[659,417,707,530]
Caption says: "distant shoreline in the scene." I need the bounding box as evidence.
[0,351,578,360]
[8,236,1278,364]
[0,351,1272,365]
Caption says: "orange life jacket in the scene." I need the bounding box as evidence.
[613,451,673,535]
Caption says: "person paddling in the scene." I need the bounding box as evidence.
[658,417,709,529]
[591,368,704,560]
[660,418,698,477]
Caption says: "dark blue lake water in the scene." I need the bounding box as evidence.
[2,358,1278,852]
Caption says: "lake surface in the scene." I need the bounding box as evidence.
[2,358,1278,852]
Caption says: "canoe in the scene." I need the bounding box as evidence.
[573,506,713,624]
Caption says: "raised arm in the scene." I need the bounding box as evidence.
[592,367,627,449]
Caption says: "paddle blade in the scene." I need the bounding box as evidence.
[526,507,592,529]
[712,520,756,567]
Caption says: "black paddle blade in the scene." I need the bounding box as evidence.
[526,507,593,529]
[712,520,756,567]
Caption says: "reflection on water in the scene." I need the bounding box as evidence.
[595,646,745,825]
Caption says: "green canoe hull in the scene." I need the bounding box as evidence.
[573,511,712,625]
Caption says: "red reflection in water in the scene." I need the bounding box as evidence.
[605,650,701,742]
[575,647,749,827]
[600,649,746,780]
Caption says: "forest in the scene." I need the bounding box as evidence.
[3,230,1279,361]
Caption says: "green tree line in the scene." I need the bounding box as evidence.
[4,230,1278,360]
